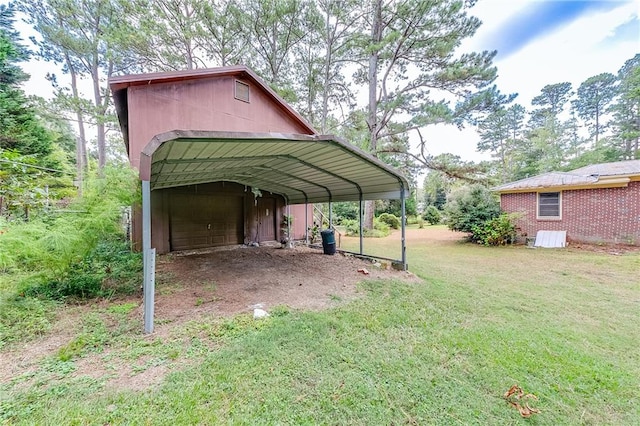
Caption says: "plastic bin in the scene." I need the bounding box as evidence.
[320,229,336,255]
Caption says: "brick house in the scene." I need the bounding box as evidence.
[494,160,640,245]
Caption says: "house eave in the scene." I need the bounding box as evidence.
[496,177,633,194]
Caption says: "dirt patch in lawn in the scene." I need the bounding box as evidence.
[150,244,417,331]
[567,242,640,255]
[1,244,418,391]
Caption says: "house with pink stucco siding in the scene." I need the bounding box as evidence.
[494,160,640,246]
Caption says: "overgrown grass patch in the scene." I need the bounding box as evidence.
[0,294,58,349]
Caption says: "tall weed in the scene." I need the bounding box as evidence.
[0,166,140,345]
[0,165,138,276]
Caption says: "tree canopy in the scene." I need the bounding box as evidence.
[1,0,637,222]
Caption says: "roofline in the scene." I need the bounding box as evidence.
[109,66,318,151]
[495,176,634,194]
[568,159,640,176]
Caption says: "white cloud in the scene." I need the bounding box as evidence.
[421,0,639,165]
[491,2,639,106]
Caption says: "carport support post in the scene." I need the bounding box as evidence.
[359,195,364,255]
[287,203,291,244]
[400,184,407,271]
[304,202,309,244]
[142,180,155,334]
[328,200,333,228]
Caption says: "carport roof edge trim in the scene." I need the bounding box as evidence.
[139,130,410,203]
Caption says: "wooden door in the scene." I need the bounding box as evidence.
[170,194,243,251]
[257,197,276,242]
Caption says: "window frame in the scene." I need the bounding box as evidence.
[537,191,562,220]
[234,80,250,103]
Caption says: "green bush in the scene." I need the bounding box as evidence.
[342,219,359,236]
[342,218,391,237]
[332,202,359,223]
[373,218,390,233]
[423,206,441,225]
[444,184,501,234]
[0,166,140,299]
[0,166,138,275]
[471,213,519,246]
[377,213,400,229]
[22,238,142,300]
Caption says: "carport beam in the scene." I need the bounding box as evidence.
[142,180,155,334]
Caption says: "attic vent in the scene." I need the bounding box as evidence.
[235,80,250,103]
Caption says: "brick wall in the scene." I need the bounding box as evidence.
[500,181,640,245]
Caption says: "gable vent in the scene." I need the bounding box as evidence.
[235,80,250,103]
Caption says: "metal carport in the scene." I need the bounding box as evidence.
[139,130,410,333]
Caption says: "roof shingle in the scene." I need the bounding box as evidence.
[493,159,640,192]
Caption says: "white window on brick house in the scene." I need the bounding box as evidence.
[537,191,561,219]
[235,80,250,102]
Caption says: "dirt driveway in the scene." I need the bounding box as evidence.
[152,244,417,328]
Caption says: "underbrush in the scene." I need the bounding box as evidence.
[0,166,140,348]
[342,217,391,237]
[0,294,58,349]
[22,238,142,300]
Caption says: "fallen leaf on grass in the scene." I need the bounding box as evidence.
[503,384,522,399]
[503,385,541,418]
[357,268,369,275]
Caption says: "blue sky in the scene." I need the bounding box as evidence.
[421,0,640,162]
[482,1,631,59]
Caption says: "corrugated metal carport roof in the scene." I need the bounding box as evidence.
[139,130,409,204]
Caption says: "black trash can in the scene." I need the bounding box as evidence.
[320,229,336,255]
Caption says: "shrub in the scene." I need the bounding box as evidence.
[373,217,390,233]
[444,184,501,234]
[332,202,359,223]
[342,218,391,237]
[423,206,441,225]
[471,213,519,246]
[22,238,142,300]
[342,219,359,236]
[406,215,419,225]
[1,166,140,300]
[0,165,138,275]
[377,213,400,229]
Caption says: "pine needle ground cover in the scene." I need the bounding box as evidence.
[1,227,638,424]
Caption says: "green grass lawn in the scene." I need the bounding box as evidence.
[1,226,639,424]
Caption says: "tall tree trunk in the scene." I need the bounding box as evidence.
[500,139,507,183]
[364,0,382,230]
[92,61,106,170]
[320,5,331,133]
[65,54,87,193]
